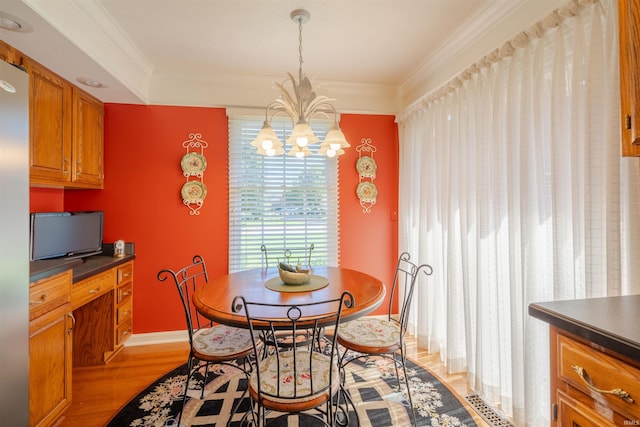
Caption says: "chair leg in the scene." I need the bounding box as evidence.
[225,368,251,427]
[399,350,417,426]
[200,362,211,399]
[178,355,196,426]
[335,383,359,427]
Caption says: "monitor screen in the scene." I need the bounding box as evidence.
[30,211,104,261]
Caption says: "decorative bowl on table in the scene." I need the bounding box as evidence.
[277,263,311,285]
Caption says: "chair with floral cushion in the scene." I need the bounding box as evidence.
[157,255,257,426]
[337,252,432,426]
[231,291,354,426]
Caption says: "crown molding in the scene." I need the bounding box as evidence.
[149,71,401,114]
[399,0,528,106]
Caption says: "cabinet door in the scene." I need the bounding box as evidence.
[72,88,104,188]
[29,303,73,427]
[619,0,640,155]
[26,59,72,185]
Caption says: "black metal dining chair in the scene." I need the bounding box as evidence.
[260,243,319,352]
[260,243,315,268]
[232,291,354,426]
[157,255,257,426]
[337,252,433,426]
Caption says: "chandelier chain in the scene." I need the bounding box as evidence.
[297,17,304,80]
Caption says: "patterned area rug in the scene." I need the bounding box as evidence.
[107,355,477,427]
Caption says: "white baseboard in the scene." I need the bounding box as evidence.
[124,330,189,347]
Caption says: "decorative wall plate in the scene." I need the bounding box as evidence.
[181,180,208,203]
[356,156,377,178]
[181,152,207,176]
[356,182,378,202]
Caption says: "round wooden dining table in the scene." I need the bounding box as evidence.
[193,266,385,329]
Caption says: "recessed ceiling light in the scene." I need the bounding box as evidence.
[0,12,32,33]
[76,77,107,88]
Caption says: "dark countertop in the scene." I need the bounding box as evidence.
[529,295,640,362]
[30,242,135,283]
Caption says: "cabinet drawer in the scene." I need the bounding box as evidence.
[30,270,71,320]
[117,297,132,324]
[71,268,115,309]
[557,390,617,427]
[117,282,132,304]
[116,317,132,345]
[116,262,133,286]
[558,334,640,419]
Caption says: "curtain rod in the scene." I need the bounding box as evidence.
[396,0,601,123]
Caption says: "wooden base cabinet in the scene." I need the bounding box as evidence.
[115,262,134,346]
[29,270,73,427]
[72,261,133,367]
[550,326,640,426]
[29,259,134,425]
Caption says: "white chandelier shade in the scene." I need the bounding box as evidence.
[250,120,285,156]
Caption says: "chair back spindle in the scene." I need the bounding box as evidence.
[157,255,209,346]
[260,243,315,268]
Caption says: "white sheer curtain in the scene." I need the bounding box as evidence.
[397,0,640,425]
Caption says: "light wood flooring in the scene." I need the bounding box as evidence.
[57,336,490,426]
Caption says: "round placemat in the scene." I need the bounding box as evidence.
[264,275,329,293]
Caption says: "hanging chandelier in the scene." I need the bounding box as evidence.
[251,9,350,158]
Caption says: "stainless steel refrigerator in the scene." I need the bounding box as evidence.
[0,59,30,424]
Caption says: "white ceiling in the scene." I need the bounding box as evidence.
[0,0,567,114]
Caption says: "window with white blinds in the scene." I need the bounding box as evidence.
[228,115,340,273]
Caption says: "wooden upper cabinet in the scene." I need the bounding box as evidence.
[26,59,73,185]
[0,39,21,65]
[72,88,104,188]
[23,56,104,188]
[619,0,640,155]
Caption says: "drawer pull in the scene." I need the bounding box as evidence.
[67,312,75,334]
[117,270,131,282]
[571,365,634,403]
[88,287,101,294]
[29,294,47,305]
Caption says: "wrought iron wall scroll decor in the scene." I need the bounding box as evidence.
[355,137,377,213]
[180,133,208,215]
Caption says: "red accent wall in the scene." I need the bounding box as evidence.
[32,105,399,333]
[339,114,399,314]
[29,187,64,211]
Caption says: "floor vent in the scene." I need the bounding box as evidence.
[464,394,515,427]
